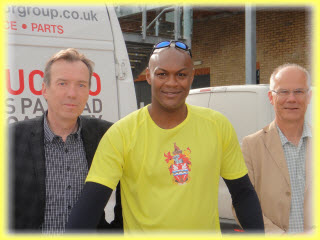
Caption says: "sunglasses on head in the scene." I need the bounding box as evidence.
[150,40,192,58]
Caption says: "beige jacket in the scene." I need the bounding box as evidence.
[233,121,313,233]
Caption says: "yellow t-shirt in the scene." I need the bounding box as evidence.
[86,104,247,233]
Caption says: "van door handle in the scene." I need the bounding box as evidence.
[116,61,126,80]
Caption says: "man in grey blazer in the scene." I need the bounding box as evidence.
[240,63,313,234]
[9,48,122,233]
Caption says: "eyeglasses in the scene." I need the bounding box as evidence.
[271,88,310,98]
[150,40,192,58]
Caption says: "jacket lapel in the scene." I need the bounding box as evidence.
[81,118,96,167]
[263,121,291,187]
[30,116,46,203]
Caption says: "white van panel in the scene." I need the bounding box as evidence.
[187,85,275,145]
[185,92,210,108]
[7,43,119,123]
[107,6,137,119]
[8,34,114,50]
[7,6,113,41]
[5,5,139,124]
[209,91,259,143]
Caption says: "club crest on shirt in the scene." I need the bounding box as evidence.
[164,143,192,185]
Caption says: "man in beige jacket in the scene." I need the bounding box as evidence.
[238,63,313,234]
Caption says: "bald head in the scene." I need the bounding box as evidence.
[270,63,311,90]
[148,47,194,71]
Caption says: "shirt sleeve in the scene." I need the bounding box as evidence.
[218,114,248,180]
[86,124,125,190]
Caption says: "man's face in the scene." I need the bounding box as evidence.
[42,59,90,123]
[146,48,194,112]
[268,66,311,124]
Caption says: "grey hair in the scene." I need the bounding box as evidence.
[269,63,311,90]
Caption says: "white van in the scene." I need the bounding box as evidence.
[186,84,274,226]
[6,4,137,225]
[6,5,137,123]
[186,84,313,228]
[187,85,275,144]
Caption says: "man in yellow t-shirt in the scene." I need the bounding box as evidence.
[67,40,264,233]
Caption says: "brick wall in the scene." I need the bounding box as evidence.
[256,9,312,84]
[192,8,312,86]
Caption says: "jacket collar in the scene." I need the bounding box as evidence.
[263,120,312,190]
[79,117,96,167]
[263,120,291,187]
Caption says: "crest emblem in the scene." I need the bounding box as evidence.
[164,143,192,185]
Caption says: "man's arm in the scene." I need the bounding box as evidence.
[66,182,113,231]
[240,137,285,233]
[223,174,264,233]
[231,202,285,233]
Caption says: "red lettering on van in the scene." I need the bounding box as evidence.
[51,25,57,33]
[57,25,64,34]
[6,69,25,95]
[90,73,101,96]
[44,24,51,33]
[7,69,100,96]
[31,23,64,34]
[38,24,45,32]
[31,23,38,31]
[29,70,43,95]
[5,21,17,30]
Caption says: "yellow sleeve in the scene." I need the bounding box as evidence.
[86,124,125,190]
[219,115,248,180]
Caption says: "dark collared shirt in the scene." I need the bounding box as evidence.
[42,115,88,234]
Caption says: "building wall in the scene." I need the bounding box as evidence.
[256,9,311,84]
[192,8,312,87]
[192,12,245,86]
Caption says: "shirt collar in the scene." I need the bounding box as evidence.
[44,111,82,143]
[302,121,312,139]
[277,121,312,147]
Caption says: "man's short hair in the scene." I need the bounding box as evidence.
[44,48,94,87]
[269,63,311,90]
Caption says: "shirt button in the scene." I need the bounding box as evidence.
[67,185,71,190]
[68,205,72,210]
[65,148,68,153]
[67,166,71,171]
